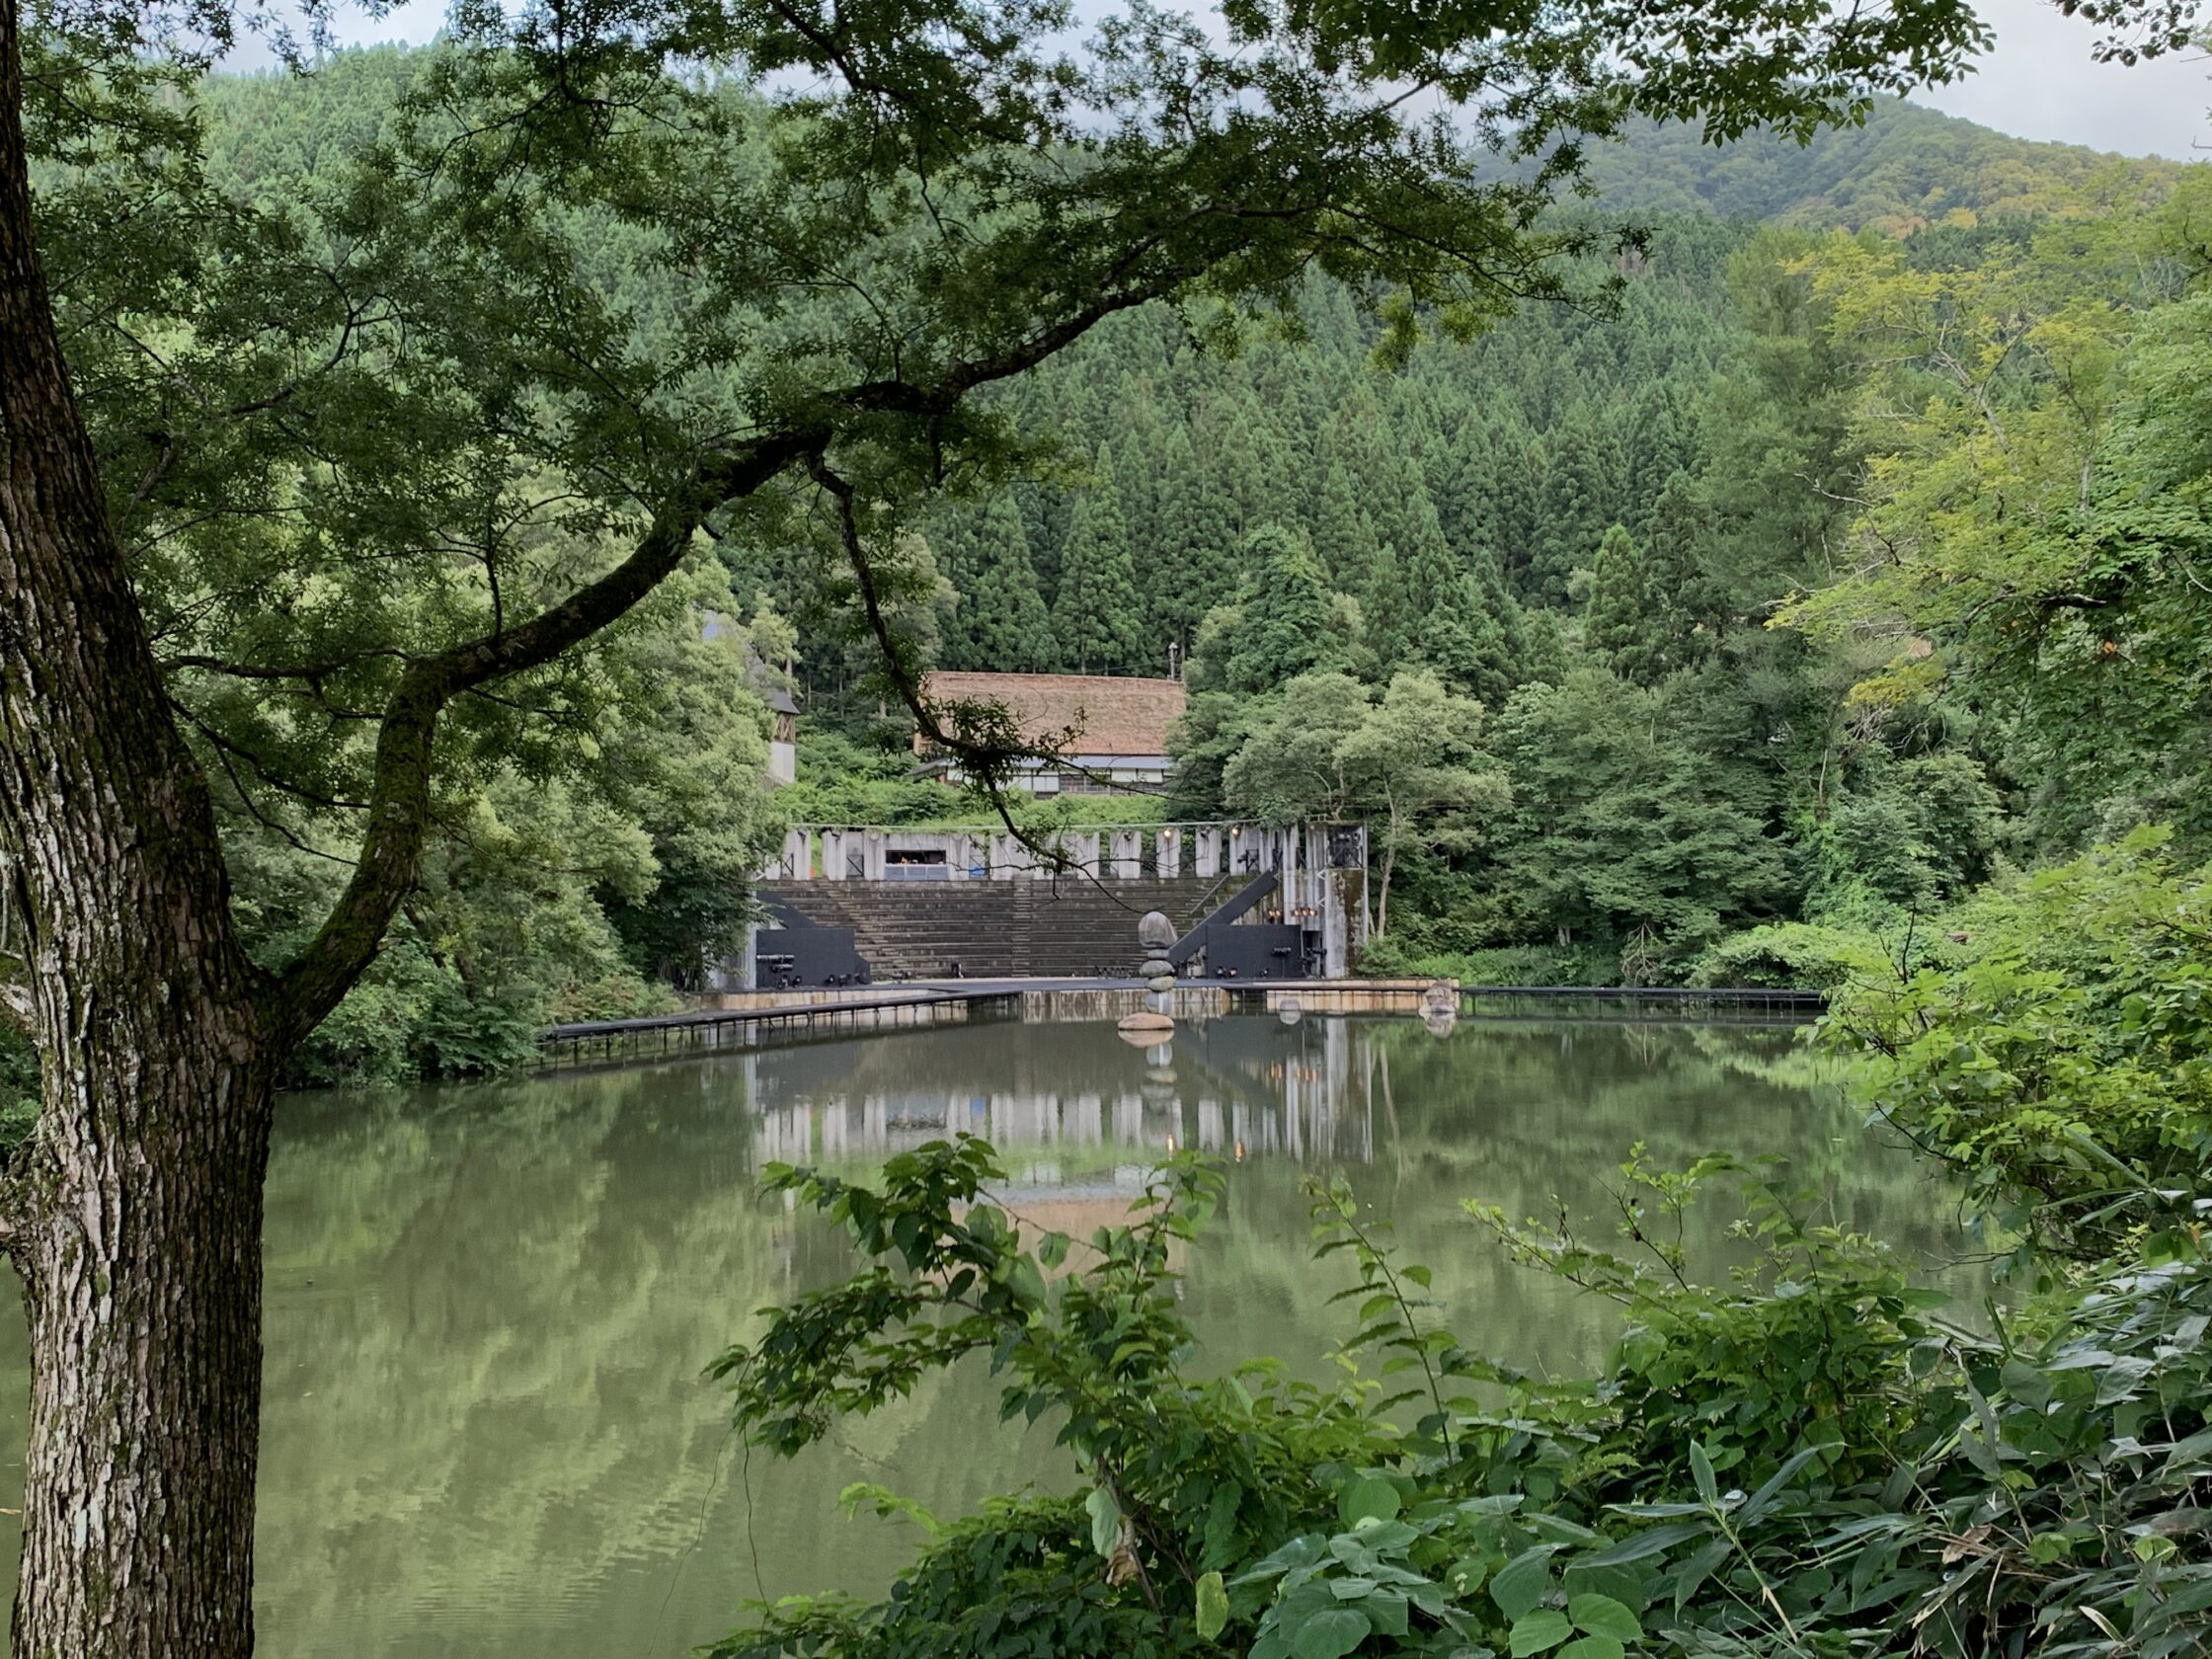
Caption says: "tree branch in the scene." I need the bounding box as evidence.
[262,427,824,1041]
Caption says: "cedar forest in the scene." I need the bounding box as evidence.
[6,4,2212,1659]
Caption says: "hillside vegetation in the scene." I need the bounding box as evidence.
[1584,98,2189,230]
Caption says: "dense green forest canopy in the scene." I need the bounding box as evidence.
[759,101,2211,991]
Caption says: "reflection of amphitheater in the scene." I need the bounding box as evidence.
[750,1019,1374,1174]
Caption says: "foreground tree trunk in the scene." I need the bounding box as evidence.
[10,1047,274,1658]
[0,2,277,1650]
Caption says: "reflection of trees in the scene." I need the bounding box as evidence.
[0,1015,1971,1659]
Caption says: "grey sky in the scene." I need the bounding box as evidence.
[1920,0,2208,159]
[339,0,2209,159]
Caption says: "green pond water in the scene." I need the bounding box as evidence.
[0,1011,1963,1656]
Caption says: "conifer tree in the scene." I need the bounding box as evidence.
[1148,427,1238,650]
[1478,411,1542,583]
[1585,521,1652,670]
[1363,539,1411,667]
[1205,391,1288,540]
[962,496,1056,672]
[1309,459,1381,595]
[1400,495,1524,707]
[1223,524,1344,693]
[925,514,984,667]
[1528,410,1626,600]
[1052,445,1151,673]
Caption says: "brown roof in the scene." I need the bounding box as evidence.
[919,672,1185,757]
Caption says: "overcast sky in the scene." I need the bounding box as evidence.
[340,0,2209,159]
[1920,0,2208,158]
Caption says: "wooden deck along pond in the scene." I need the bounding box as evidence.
[0,1001,1937,1659]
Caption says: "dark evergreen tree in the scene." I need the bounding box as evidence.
[959,496,1055,672]
[1584,521,1651,672]
[1400,496,1523,708]
[1527,409,1626,602]
[1222,524,1344,694]
[1309,459,1380,597]
[1051,445,1150,673]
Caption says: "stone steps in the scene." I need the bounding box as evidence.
[759,876,1226,980]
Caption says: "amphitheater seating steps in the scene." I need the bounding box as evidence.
[758,876,1226,981]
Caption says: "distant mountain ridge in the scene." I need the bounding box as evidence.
[1584,97,2194,232]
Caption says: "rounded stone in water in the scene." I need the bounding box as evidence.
[1137,910,1176,950]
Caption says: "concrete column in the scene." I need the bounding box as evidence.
[1069,831,1101,877]
[1156,827,1181,878]
[786,828,812,880]
[1109,830,1142,880]
[1196,829,1220,878]
[822,829,847,880]
[862,830,886,881]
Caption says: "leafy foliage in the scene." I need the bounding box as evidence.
[1826,828,2212,1262]
[709,1127,2212,1659]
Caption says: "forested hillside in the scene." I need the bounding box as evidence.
[726,87,2206,987]
[151,55,2212,1038]
[1582,98,2187,230]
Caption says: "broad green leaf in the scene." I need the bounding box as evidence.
[1558,1638,1625,1659]
[1196,1571,1228,1641]
[1491,1545,1558,1621]
[1566,1593,1642,1641]
[1338,1476,1400,1529]
[1444,1555,1489,1597]
[1290,1607,1371,1659]
[1364,1589,1411,1636]
[1509,1610,1573,1655]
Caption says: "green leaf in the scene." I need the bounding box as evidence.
[1491,1545,1558,1621]
[1558,1638,1625,1659]
[1006,1255,1049,1308]
[1566,1594,1641,1641]
[1085,1486,1120,1557]
[1037,1230,1071,1270]
[1583,1521,1707,1566]
[1444,1555,1489,1597]
[1510,1610,1573,1655]
[1671,1539,1732,1612]
[1689,1441,1718,1506]
[1338,1476,1401,1529]
[1290,1607,1371,1659]
[1364,1590,1411,1636]
[1196,1571,1228,1641]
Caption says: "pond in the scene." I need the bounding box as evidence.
[0,1011,1960,1656]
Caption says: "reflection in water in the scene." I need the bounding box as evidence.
[755,1015,1375,1171]
[0,1014,1959,1658]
